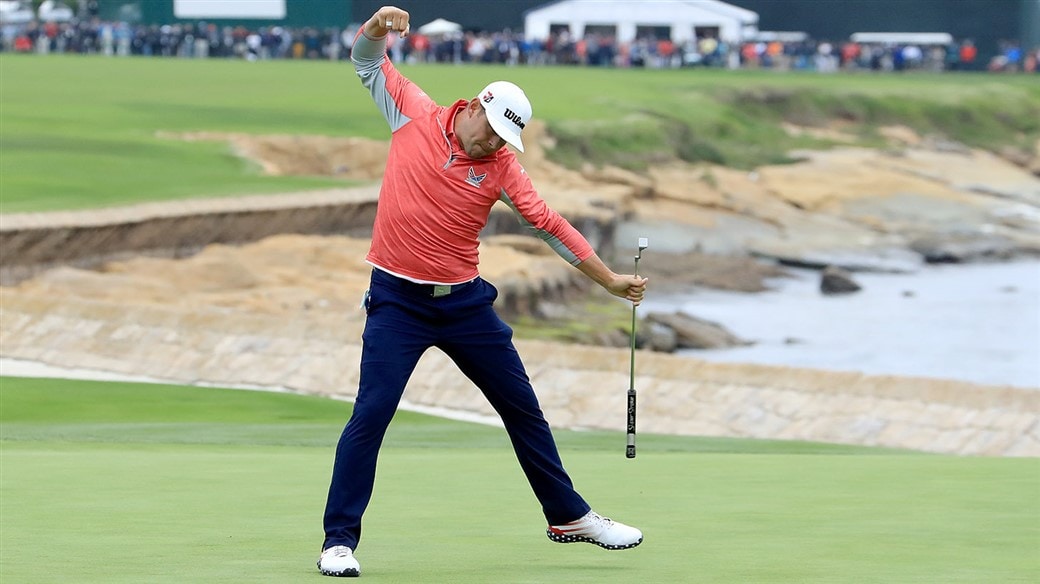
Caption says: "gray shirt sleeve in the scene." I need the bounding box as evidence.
[350,32,411,133]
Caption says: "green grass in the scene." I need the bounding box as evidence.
[3,55,1039,211]
[2,376,1038,583]
[510,298,638,345]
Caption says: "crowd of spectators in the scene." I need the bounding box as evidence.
[2,16,1037,74]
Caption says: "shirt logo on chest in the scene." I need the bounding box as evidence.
[465,166,488,188]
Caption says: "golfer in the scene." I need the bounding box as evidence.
[319,6,646,577]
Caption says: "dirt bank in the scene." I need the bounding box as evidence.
[2,123,1038,454]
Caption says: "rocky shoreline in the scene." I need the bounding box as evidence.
[3,289,1037,456]
[2,125,1038,455]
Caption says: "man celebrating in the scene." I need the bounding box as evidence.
[319,6,647,577]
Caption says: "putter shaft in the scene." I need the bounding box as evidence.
[626,248,642,459]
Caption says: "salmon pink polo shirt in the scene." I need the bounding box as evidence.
[352,31,595,285]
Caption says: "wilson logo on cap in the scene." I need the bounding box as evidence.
[477,80,531,153]
[503,108,525,129]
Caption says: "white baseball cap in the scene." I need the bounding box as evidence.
[477,81,531,153]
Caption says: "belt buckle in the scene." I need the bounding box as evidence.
[432,284,452,298]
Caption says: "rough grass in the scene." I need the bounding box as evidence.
[2,377,1038,583]
[2,55,1038,211]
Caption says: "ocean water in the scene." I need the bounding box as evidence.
[642,260,1040,389]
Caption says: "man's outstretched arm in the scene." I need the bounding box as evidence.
[576,253,648,305]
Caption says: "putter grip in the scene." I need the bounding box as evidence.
[626,389,637,458]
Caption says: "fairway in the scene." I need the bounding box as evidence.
[1,377,1037,583]
[2,55,1037,211]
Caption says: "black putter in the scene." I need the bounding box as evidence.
[627,237,648,459]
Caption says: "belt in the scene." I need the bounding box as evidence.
[414,280,476,297]
[430,284,458,298]
[374,269,476,298]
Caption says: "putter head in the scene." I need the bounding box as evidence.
[635,237,648,261]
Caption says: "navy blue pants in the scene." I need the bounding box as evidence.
[322,269,590,550]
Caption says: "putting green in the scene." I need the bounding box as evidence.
[1,377,1037,583]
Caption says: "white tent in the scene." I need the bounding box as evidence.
[850,32,954,46]
[751,31,809,43]
[38,0,74,22]
[417,17,463,36]
[524,0,758,44]
[0,0,34,24]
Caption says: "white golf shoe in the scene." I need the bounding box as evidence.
[547,510,643,550]
[317,546,361,577]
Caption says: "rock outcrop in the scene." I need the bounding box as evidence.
[2,125,1039,456]
[820,266,862,295]
[2,290,1037,456]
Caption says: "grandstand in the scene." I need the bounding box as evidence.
[3,0,1034,66]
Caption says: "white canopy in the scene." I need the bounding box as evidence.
[850,32,954,46]
[0,0,34,24]
[38,0,74,22]
[752,31,809,43]
[524,0,759,44]
[417,17,463,36]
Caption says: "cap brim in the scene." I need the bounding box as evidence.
[485,112,525,153]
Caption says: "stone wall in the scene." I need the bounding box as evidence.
[0,188,381,285]
[2,188,1037,456]
[0,186,620,287]
[2,290,1036,456]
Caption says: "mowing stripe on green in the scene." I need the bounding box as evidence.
[1,377,1037,583]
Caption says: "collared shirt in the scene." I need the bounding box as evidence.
[351,31,594,285]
